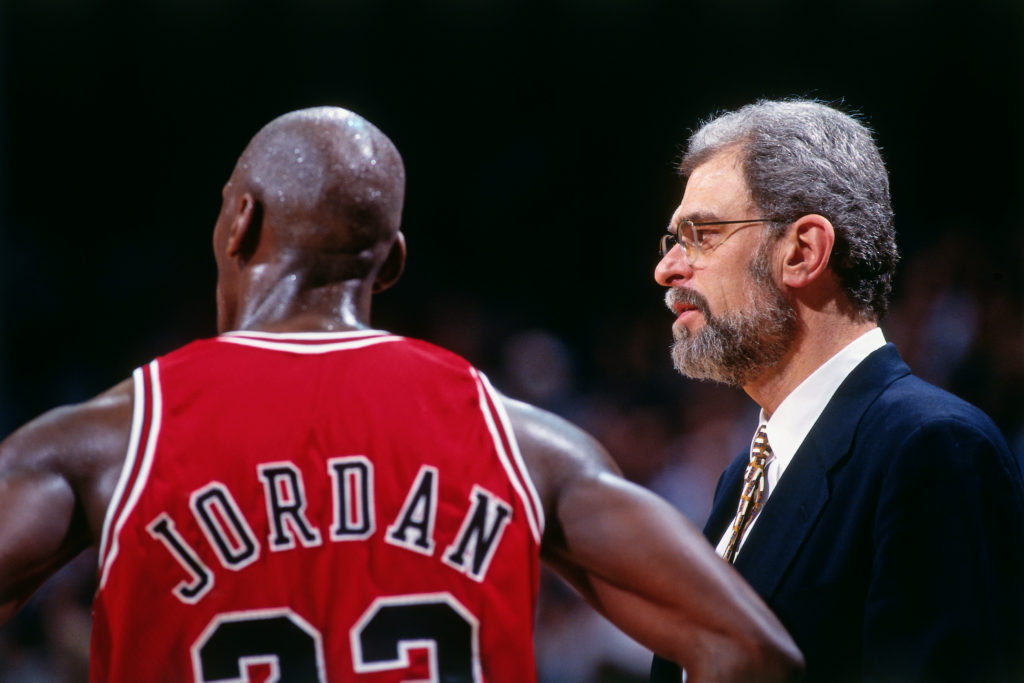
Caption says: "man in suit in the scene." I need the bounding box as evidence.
[650,99,1024,682]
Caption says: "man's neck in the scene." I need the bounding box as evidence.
[744,317,878,418]
[231,269,373,333]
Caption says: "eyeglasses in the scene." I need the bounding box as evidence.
[658,218,782,265]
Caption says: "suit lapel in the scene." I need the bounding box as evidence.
[702,458,746,542]
[731,431,833,596]
[711,344,911,598]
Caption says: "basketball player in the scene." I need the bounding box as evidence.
[0,107,802,682]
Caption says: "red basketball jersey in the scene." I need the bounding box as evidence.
[91,330,543,682]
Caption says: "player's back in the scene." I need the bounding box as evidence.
[91,329,543,682]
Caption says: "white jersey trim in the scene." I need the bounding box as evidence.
[217,330,403,355]
[221,329,390,341]
[97,367,145,569]
[98,361,164,588]
[471,369,545,544]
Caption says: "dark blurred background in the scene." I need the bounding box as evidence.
[2,0,1022,680]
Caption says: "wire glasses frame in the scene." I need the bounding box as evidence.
[658,218,784,264]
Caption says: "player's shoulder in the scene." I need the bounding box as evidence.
[361,334,492,391]
[385,334,475,367]
[0,378,133,480]
[500,396,620,507]
[147,335,230,369]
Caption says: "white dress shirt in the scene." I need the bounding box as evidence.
[715,327,887,559]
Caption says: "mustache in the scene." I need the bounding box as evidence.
[664,287,712,318]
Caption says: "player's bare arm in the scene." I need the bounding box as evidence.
[0,379,133,623]
[503,396,804,683]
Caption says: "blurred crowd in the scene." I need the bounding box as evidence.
[1,229,1021,681]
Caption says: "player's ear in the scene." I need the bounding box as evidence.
[226,192,262,263]
[373,232,406,293]
[780,214,834,289]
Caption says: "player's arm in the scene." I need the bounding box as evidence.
[0,380,133,624]
[504,396,803,683]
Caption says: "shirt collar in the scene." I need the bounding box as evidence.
[758,327,886,479]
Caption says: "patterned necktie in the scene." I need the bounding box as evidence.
[722,425,773,564]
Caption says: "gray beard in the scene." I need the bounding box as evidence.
[667,257,798,387]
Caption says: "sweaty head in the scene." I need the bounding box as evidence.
[227,106,406,275]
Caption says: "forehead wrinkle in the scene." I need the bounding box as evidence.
[680,147,757,210]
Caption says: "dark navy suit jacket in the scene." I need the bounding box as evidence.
[652,344,1024,682]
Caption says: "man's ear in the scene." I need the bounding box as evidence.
[780,214,835,289]
[373,232,407,293]
[226,193,261,263]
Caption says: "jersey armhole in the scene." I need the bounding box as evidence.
[97,361,163,586]
[471,369,545,544]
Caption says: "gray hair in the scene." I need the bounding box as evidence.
[680,99,898,321]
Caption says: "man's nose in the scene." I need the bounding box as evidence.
[654,243,694,286]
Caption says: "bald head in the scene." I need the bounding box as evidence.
[229,106,405,256]
[213,107,408,333]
